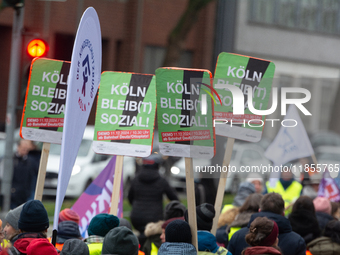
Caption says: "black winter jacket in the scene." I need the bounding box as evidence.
[315,211,334,232]
[10,151,40,208]
[128,168,178,233]
[288,209,320,244]
[227,211,306,255]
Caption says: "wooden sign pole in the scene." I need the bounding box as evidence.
[185,157,198,250]
[110,155,124,215]
[211,138,235,235]
[34,142,51,201]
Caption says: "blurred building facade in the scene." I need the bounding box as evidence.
[0,0,216,129]
[1,0,340,139]
[217,0,340,138]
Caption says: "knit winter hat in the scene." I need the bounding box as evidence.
[164,201,187,220]
[246,173,263,184]
[165,219,192,244]
[313,197,332,215]
[197,231,219,253]
[185,203,215,231]
[57,221,81,243]
[158,242,197,255]
[259,220,279,246]
[88,213,120,237]
[26,238,58,255]
[233,182,256,207]
[119,218,132,230]
[59,208,80,224]
[18,200,49,232]
[101,226,139,255]
[5,203,24,231]
[61,239,89,255]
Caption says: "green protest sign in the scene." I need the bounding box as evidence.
[20,58,70,144]
[156,68,215,159]
[92,71,156,157]
[213,52,275,142]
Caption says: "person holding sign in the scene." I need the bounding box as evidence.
[128,154,178,246]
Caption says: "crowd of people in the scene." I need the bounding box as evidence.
[0,178,339,255]
[1,189,339,255]
[1,151,339,255]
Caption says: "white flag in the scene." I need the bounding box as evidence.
[53,7,102,231]
[265,105,314,167]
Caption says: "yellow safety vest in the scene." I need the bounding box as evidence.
[228,226,241,241]
[87,243,103,255]
[150,242,158,255]
[266,180,302,211]
[198,247,229,255]
[1,239,10,249]
[221,204,235,214]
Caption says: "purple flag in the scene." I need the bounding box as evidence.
[318,168,340,202]
[72,156,124,237]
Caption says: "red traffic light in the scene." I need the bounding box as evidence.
[27,39,48,58]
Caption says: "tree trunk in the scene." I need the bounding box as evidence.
[162,0,214,67]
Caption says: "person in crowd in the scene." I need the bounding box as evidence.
[220,174,262,216]
[164,200,186,221]
[142,200,186,255]
[217,207,238,230]
[331,201,340,220]
[227,193,306,255]
[59,208,80,224]
[0,200,50,255]
[10,140,40,209]
[184,203,215,232]
[216,207,238,247]
[228,179,257,209]
[26,239,58,255]
[197,229,231,255]
[302,173,321,200]
[288,196,320,244]
[141,221,163,255]
[26,142,41,200]
[61,239,89,255]
[226,193,263,242]
[264,170,303,213]
[54,221,82,251]
[241,217,281,255]
[101,227,139,255]
[216,194,262,248]
[313,196,334,232]
[128,154,178,246]
[165,220,192,244]
[3,204,24,245]
[158,220,197,255]
[119,218,133,230]
[85,213,120,255]
[0,220,5,252]
[160,217,185,244]
[245,173,263,194]
[307,220,340,255]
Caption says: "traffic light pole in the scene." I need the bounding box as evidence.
[1,5,25,212]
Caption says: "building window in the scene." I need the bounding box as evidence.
[143,46,193,74]
[319,79,337,130]
[249,0,340,35]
